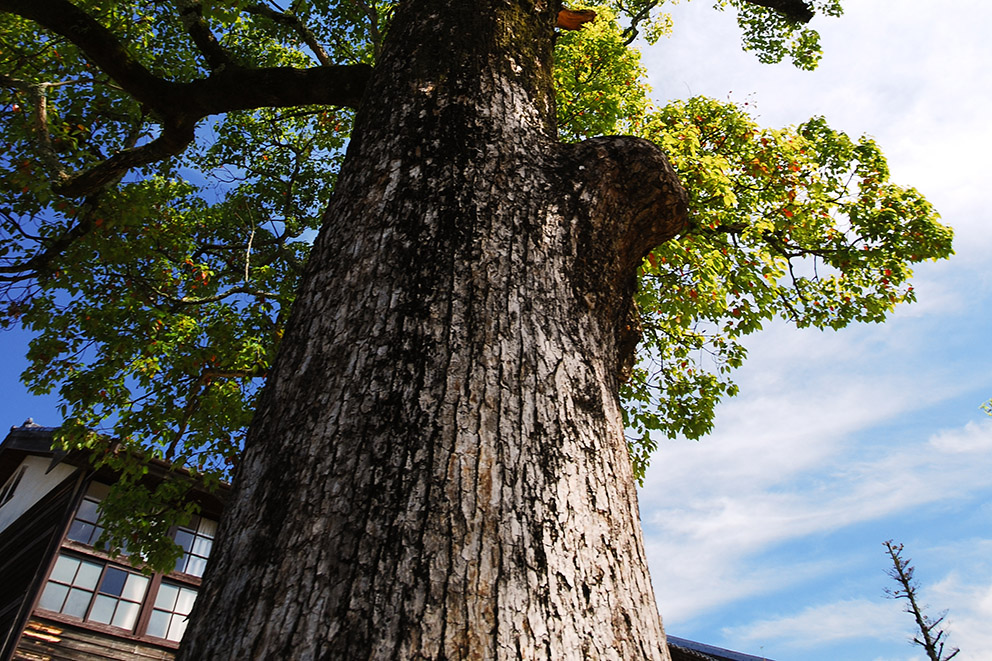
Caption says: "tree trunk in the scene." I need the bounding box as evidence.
[177,1,687,659]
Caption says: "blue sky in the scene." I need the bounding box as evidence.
[639,1,992,659]
[1,2,989,660]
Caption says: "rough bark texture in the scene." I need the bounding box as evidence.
[177,1,687,659]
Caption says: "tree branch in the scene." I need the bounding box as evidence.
[2,0,373,196]
[175,0,237,71]
[0,0,175,109]
[246,3,331,65]
[741,0,815,24]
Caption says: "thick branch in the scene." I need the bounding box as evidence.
[0,0,174,108]
[175,0,237,71]
[180,63,372,117]
[742,0,815,23]
[54,62,371,196]
[571,136,689,278]
[55,123,197,196]
[566,136,689,381]
[2,0,372,196]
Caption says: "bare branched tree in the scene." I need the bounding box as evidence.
[884,540,960,661]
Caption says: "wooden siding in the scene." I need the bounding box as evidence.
[0,473,82,661]
[14,619,174,661]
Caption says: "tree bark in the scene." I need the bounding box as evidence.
[177,1,686,659]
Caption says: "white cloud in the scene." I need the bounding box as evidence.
[636,2,992,658]
[643,409,992,624]
[923,570,992,661]
[721,598,906,648]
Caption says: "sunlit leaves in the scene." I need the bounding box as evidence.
[554,6,651,142]
[0,0,361,567]
[2,0,954,516]
[715,0,844,70]
[620,97,952,481]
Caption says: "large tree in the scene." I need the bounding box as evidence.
[0,0,952,657]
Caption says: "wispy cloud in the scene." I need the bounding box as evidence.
[642,391,992,624]
[721,598,906,648]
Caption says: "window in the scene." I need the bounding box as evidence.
[0,465,26,507]
[38,554,150,630]
[88,566,150,629]
[66,484,109,546]
[38,555,104,618]
[146,581,198,642]
[173,515,216,577]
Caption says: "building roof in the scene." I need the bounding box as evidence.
[0,422,229,517]
[668,636,774,661]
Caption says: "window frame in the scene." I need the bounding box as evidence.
[34,480,221,648]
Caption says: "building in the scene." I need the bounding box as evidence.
[0,422,772,661]
[0,422,225,661]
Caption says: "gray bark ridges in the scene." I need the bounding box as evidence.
[177,1,686,659]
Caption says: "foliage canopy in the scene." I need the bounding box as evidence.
[0,0,952,566]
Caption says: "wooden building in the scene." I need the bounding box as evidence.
[0,422,225,661]
[0,421,771,661]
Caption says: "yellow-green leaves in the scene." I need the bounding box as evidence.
[554,6,651,141]
[622,96,952,481]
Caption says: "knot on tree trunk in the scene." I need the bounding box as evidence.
[563,135,688,383]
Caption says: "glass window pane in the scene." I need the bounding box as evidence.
[99,567,127,596]
[185,556,207,578]
[76,498,100,523]
[191,536,212,558]
[175,587,197,615]
[74,560,103,589]
[146,610,170,639]
[88,594,116,625]
[63,588,92,618]
[122,574,149,601]
[49,555,80,584]
[67,521,96,544]
[154,582,179,609]
[39,583,69,612]
[112,599,141,629]
[167,613,189,642]
[174,530,194,552]
[198,518,217,538]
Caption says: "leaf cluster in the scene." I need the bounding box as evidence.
[0,0,954,557]
[623,97,950,480]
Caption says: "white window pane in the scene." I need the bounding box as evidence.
[88,594,116,624]
[63,588,92,618]
[74,560,103,589]
[154,582,179,609]
[122,574,149,601]
[49,555,80,584]
[167,613,189,642]
[147,610,171,639]
[185,555,207,578]
[175,587,197,615]
[39,583,69,611]
[198,518,217,538]
[112,599,141,629]
[191,536,212,558]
